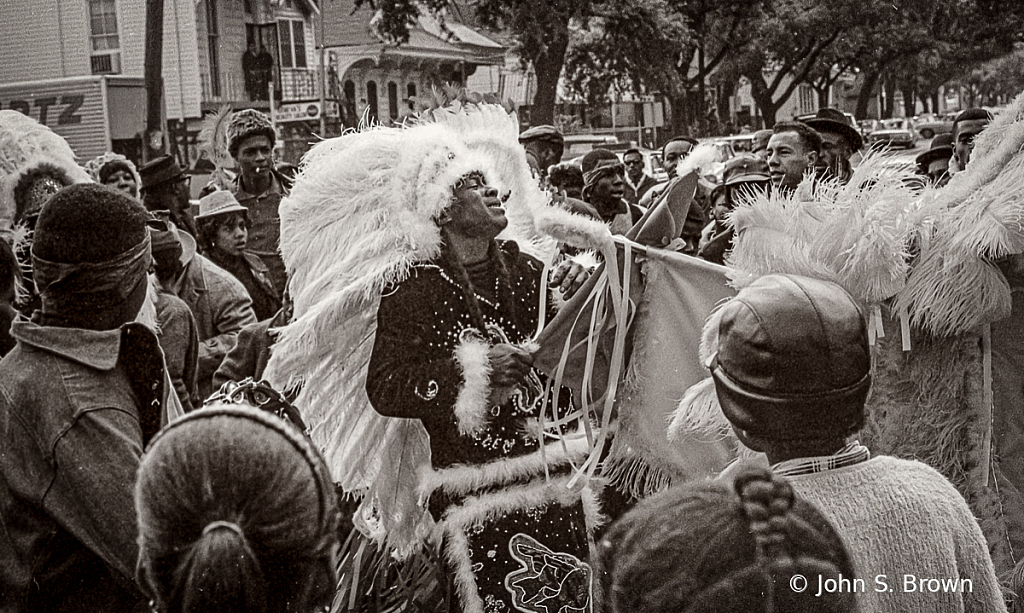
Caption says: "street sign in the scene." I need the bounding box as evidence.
[275,100,340,122]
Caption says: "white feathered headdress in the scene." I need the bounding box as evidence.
[263,121,502,553]
[0,110,92,227]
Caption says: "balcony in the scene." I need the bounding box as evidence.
[201,71,245,104]
[201,68,321,105]
[279,68,318,101]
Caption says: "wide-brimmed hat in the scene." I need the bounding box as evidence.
[723,154,770,186]
[195,189,248,220]
[139,155,185,191]
[518,124,564,145]
[915,133,954,168]
[711,274,871,442]
[802,108,863,151]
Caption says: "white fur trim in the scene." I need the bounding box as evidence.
[536,205,615,253]
[569,249,601,271]
[667,377,730,441]
[453,335,492,437]
[418,434,592,498]
[439,475,598,613]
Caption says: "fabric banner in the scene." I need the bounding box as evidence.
[604,250,737,495]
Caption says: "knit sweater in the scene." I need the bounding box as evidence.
[788,455,1006,613]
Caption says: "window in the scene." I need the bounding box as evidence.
[407,83,417,110]
[206,0,220,97]
[278,20,307,69]
[88,0,120,74]
[366,81,379,122]
[388,82,399,119]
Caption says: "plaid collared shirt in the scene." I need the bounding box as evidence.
[772,441,871,477]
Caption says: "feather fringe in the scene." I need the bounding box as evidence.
[453,336,492,437]
[676,143,721,179]
[667,377,730,442]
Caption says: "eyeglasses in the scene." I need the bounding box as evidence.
[623,159,644,166]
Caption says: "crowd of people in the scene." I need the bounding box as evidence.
[0,92,1019,613]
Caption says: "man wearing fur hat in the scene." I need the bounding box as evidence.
[227,109,291,294]
[0,184,183,611]
[702,274,1004,613]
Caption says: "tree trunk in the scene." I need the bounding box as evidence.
[855,69,881,119]
[523,27,569,126]
[918,90,930,114]
[880,75,894,119]
[744,73,778,128]
[144,0,165,160]
[817,85,830,107]
[902,85,916,118]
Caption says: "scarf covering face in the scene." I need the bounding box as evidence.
[32,233,153,315]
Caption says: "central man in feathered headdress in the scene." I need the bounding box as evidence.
[265,103,602,613]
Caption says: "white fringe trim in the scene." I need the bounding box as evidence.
[453,335,492,437]
[667,377,731,441]
[418,434,592,499]
[440,475,600,613]
[536,206,615,253]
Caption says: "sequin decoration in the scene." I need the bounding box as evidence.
[415,379,439,401]
[505,533,593,613]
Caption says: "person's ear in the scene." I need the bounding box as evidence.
[807,150,819,168]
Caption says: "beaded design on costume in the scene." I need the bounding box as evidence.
[369,243,575,470]
[505,532,593,613]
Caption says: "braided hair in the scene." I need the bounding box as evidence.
[598,465,858,613]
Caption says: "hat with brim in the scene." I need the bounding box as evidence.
[148,218,197,268]
[195,189,248,220]
[915,133,954,167]
[722,154,770,187]
[139,155,185,191]
[518,125,564,145]
[803,109,863,151]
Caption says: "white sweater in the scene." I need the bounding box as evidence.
[788,455,1006,613]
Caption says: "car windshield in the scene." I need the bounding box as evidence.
[881,119,912,131]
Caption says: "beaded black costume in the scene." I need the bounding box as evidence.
[367,241,598,613]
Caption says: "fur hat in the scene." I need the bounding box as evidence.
[83,152,142,198]
[0,110,92,227]
[227,109,275,158]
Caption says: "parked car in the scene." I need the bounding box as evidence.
[561,133,621,162]
[867,118,917,149]
[914,114,954,139]
[715,134,756,154]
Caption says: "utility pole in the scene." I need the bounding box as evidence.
[144,0,166,161]
[318,0,327,136]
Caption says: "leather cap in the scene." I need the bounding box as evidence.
[712,274,871,442]
[139,155,185,190]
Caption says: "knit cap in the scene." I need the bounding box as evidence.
[227,109,276,158]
